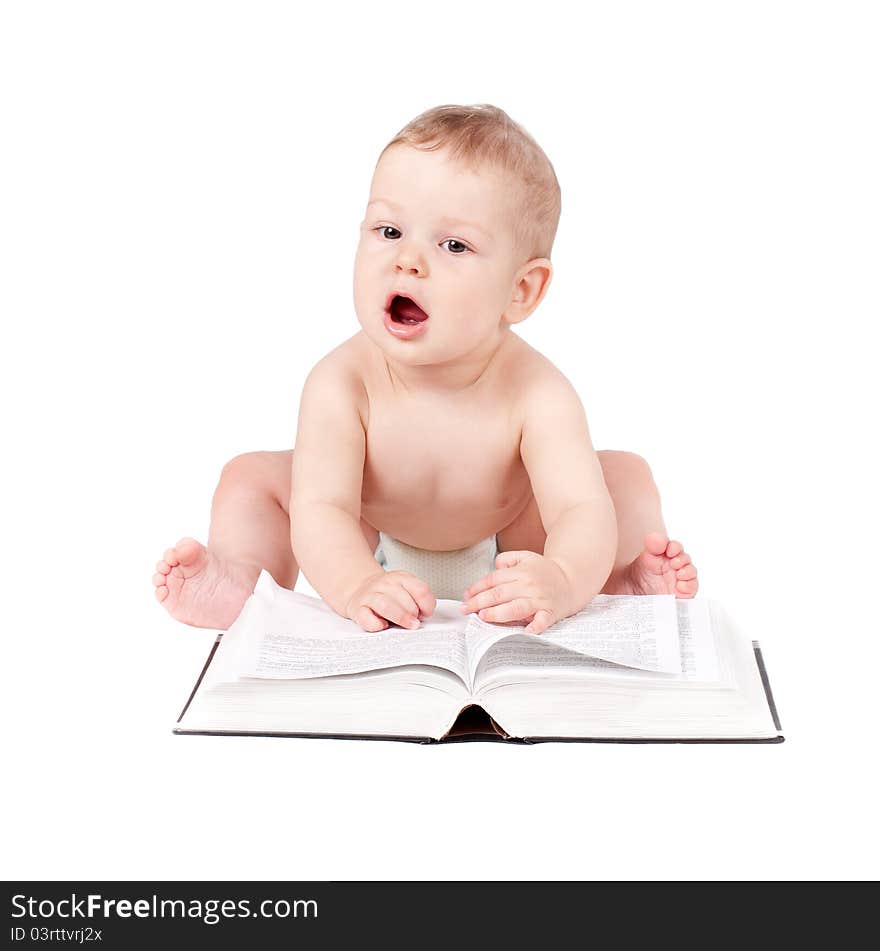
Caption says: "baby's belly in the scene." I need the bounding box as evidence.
[361,469,533,551]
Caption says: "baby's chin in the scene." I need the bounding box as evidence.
[355,310,430,351]
[360,325,436,363]
[355,308,506,368]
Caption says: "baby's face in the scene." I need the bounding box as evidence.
[353,144,526,365]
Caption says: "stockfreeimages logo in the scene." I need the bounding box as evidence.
[11,893,318,926]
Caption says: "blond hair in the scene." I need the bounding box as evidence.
[379,103,561,261]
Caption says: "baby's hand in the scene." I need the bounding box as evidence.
[345,570,436,633]
[460,551,575,635]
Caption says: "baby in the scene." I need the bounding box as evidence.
[153,104,698,635]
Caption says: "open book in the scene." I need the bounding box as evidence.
[175,571,783,743]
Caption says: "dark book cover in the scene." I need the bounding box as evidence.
[174,635,784,744]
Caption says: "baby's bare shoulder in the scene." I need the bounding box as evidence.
[301,336,369,422]
[308,335,363,375]
[502,337,579,408]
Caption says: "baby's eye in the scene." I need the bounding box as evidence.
[374,226,470,255]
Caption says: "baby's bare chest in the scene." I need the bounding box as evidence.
[360,397,531,544]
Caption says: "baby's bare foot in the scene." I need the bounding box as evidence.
[604,532,699,598]
[152,537,260,629]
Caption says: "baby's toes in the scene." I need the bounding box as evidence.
[163,546,180,567]
[665,540,683,559]
[670,550,691,570]
[153,574,169,600]
[676,577,699,597]
[156,559,171,576]
[676,564,697,582]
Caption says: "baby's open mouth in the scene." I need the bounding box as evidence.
[388,295,430,325]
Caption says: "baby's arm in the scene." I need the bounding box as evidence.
[289,358,434,630]
[520,375,617,596]
[463,370,618,632]
[520,372,618,611]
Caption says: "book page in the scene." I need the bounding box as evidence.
[236,591,471,683]
[462,618,531,688]
[677,598,720,682]
[477,635,654,681]
[475,600,721,689]
[466,593,682,682]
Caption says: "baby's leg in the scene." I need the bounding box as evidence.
[597,451,698,598]
[154,450,381,629]
[597,450,667,571]
[497,451,697,598]
[153,451,296,629]
[207,451,299,588]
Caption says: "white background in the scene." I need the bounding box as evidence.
[2,0,877,881]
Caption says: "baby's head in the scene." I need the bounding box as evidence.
[353,104,561,365]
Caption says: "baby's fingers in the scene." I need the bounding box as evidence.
[397,574,436,618]
[367,591,421,630]
[461,580,521,615]
[462,567,516,601]
[354,606,390,633]
[476,597,535,624]
[524,609,554,635]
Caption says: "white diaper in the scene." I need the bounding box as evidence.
[373,532,499,600]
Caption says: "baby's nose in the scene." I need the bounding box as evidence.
[394,245,425,275]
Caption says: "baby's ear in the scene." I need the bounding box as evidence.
[503,258,553,325]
